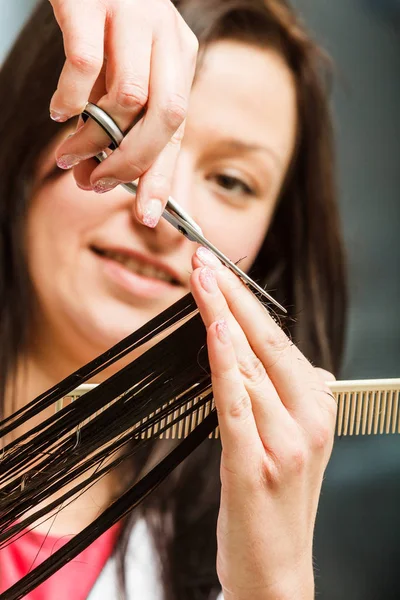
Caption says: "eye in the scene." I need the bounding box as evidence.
[208,173,256,197]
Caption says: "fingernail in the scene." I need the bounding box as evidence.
[142,199,163,228]
[93,178,120,194]
[196,246,222,269]
[56,154,82,170]
[76,182,93,192]
[216,319,230,344]
[199,267,218,293]
[50,110,69,123]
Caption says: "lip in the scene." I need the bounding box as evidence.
[90,244,185,299]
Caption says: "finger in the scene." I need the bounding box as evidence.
[73,158,100,191]
[49,0,106,121]
[57,70,107,185]
[55,12,152,174]
[90,24,196,222]
[194,247,328,416]
[315,367,336,383]
[133,119,186,226]
[206,319,263,471]
[190,260,290,450]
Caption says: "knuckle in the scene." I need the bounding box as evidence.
[265,441,308,487]
[114,79,148,112]
[309,422,334,452]
[122,155,146,179]
[118,141,148,177]
[238,352,267,387]
[287,445,308,474]
[217,392,252,421]
[68,49,102,75]
[261,327,291,358]
[81,134,109,156]
[160,95,187,131]
[278,443,308,477]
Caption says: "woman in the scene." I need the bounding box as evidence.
[0,0,346,598]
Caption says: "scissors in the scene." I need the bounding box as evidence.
[82,102,286,314]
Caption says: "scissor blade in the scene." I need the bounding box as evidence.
[170,217,287,313]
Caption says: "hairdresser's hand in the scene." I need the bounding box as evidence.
[49,0,198,227]
[190,247,337,600]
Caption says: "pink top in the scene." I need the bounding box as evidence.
[0,524,120,599]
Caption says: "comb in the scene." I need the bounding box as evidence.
[61,378,400,439]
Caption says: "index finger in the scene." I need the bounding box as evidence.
[195,248,329,413]
[49,0,106,121]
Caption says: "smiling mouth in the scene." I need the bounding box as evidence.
[91,246,180,286]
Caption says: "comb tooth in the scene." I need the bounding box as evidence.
[188,400,195,436]
[361,390,369,435]
[343,393,350,436]
[55,398,64,414]
[167,410,175,440]
[197,403,205,438]
[373,390,381,435]
[177,403,185,440]
[190,399,198,434]
[349,392,357,435]
[141,414,147,440]
[385,390,394,434]
[393,390,400,434]
[367,391,375,435]
[166,399,174,439]
[150,408,160,437]
[380,390,387,434]
[337,392,344,436]
[207,399,215,439]
[395,390,400,434]
[172,404,179,440]
[191,398,199,433]
[153,407,160,438]
[182,401,189,438]
[212,399,219,439]
[355,391,363,435]
[167,400,174,438]
[158,404,165,440]
[171,402,179,440]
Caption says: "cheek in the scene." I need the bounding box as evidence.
[26,174,107,291]
[28,174,105,253]
[196,201,272,272]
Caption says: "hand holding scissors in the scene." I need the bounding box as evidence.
[49,0,198,228]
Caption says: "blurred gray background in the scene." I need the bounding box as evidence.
[1,1,399,599]
[289,2,400,599]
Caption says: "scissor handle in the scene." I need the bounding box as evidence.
[82,102,125,149]
[82,103,203,243]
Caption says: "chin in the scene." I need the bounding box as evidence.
[82,304,157,352]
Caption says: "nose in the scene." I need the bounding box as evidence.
[134,151,196,252]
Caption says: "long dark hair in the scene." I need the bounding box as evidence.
[0,1,347,598]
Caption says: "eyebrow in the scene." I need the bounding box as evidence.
[218,138,282,167]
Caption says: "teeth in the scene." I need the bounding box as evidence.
[101,250,176,284]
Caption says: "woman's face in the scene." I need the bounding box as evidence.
[27,41,297,366]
